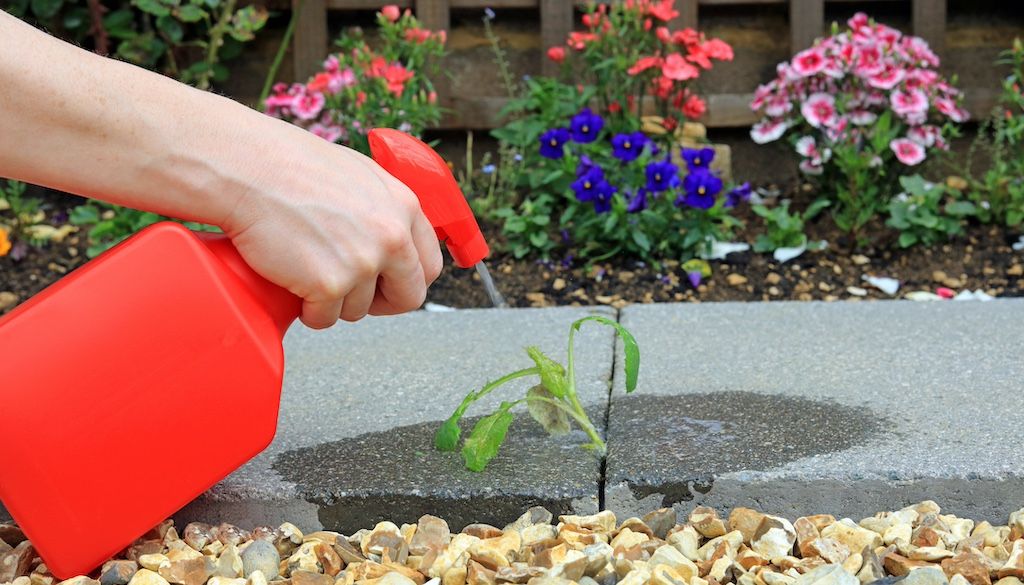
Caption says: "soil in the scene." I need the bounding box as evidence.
[3,188,1023,317]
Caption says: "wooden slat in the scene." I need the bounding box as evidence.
[540,0,574,76]
[789,0,824,53]
[416,0,450,30]
[327,0,411,7]
[674,0,699,30]
[912,0,946,55]
[292,0,328,82]
[450,0,537,6]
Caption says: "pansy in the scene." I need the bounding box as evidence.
[645,159,680,192]
[571,167,616,214]
[800,93,837,128]
[611,132,648,162]
[890,138,926,165]
[539,128,571,159]
[682,147,715,171]
[626,189,649,213]
[724,182,752,208]
[677,170,723,209]
[570,108,604,143]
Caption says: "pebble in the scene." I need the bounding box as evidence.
[902,567,949,585]
[794,564,858,585]
[690,507,728,539]
[552,278,567,291]
[847,286,867,297]
[0,291,18,312]
[126,570,170,585]
[752,516,797,560]
[240,539,279,579]
[727,274,748,287]
[852,255,870,265]
[99,561,139,585]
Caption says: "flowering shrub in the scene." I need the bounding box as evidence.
[264,5,444,155]
[547,0,733,145]
[490,1,744,262]
[958,39,1024,227]
[750,13,966,241]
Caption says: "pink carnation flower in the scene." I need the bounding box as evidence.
[799,159,824,175]
[868,64,905,90]
[849,110,878,125]
[890,89,929,117]
[792,47,827,77]
[800,93,837,128]
[908,125,937,147]
[292,90,326,120]
[935,97,969,122]
[309,123,344,142]
[890,138,926,165]
[663,53,699,80]
[750,119,788,144]
[765,95,794,117]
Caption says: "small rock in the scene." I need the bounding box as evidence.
[126,570,170,585]
[214,525,249,547]
[159,555,208,585]
[58,578,101,585]
[560,511,616,533]
[183,524,213,552]
[902,567,950,585]
[212,545,242,579]
[505,507,553,533]
[411,516,451,555]
[766,273,782,285]
[807,538,850,564]
[997,540,1024,578]
[690,507,728,539]
[0,542,35,582]
[727,274,748,287]
[241,539,280,580]
[730,508,767,544]
[650,564,691,585]
[0,292,18,312]
[1008,265,1023,277]
[768,286,782,296]
[822,521,883,555]
[0,525,26,546]
[794,518,821,557]
[648,545,698,579]
[462,525,503,540]
[844,553,864,575]
[525,292,548,307]
[100,561,139,585]
[643,509,677,540]
[868,578,907,585]
[609,528,648,551]
[467,560,497,585]
[942,551,992,585]
[469,531,521,569]
[287,543,322,574]
[847,286,868,297]
[363,522,404,557]
[794,565,859,585]
[552,278,566,291]
[752,516,797,560]
[138,555,168,573]
[883,552,933,577]
[290,570,333,585]
[668,526,700,560]
[852,255,870,265]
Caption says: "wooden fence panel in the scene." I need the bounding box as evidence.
[540,0,574,76]
[912,0,946,55]
[789,0,824,53]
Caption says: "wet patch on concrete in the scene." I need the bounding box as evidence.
[605,392,885,509]
[273,406,605,533]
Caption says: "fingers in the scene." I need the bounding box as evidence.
[412,209,443,286]
[339,278,376,322]
[301,297,344,330]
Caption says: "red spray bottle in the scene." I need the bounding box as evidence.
[0,129,487,578]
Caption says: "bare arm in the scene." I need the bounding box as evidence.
[0,12,442,328]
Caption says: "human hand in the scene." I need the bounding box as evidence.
[222,122,443,329]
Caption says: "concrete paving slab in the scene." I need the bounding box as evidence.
[605,300,1024,523]
[173,306,616,533]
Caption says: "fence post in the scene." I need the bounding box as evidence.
[789,0,824,54]
[674,0,698,30]
[540,0,574,76]
[912,0,946,55]
[291,0,328,82]
[416,0,450,32]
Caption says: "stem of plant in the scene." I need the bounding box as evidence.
[528,395,605,453]
[198,0,238,91]
[472,367,539,402]
[259,0,302,104]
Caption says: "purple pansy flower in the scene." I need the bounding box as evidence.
[682,147,715,171]
[676,170,723,209]
[611,132,648,162]
[626,189,648,213]
[539,128,570,159]
[570,108,604,143]
[571,167,615,214]
[725,182,752,208]
[645,159,680,192]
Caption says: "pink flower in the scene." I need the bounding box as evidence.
[765,95,793,117]
[568,31,597,50]
[682,95,706,120]
[547,46,566,63]
[381,5,400,22]
[382,63,414,95]
[663,53,699,80]
[795,136,817,157]
[323,55,340,73]
[935,97,969,122]
[702,38,733,61]
[750,118,788,144]
[309,123,344,142]
[799,159,824,175]
[686,46,712,70]
[656,26,671,43]
[908,125,937,147]
[847,12,870,32]
[291,90,325,120]
[792,47,827,77]
[646,0,679,22]
[890,88,929,117]
[800,93,837,128]
[890,138,926,165]
[628,55,663,76]
[849,110,877,125]
[868,64,905,90]
[904,68,938,90]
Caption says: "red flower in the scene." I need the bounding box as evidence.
[568,31,597,50]
[663,116,678,132]
[654,75,673,98]
[381,4,400,22]
[656,26,671,43]
[306,72,333,93]
[702,38,733,61]
[662,53,699,80]
[644,18,653,31]
[404,28,432,43]
[382,63,414,95]
[686,46,712,70]
[582,12,602,28]
[367,56,388,77]
[682,95,706,120]
[356,91,367,107]
[547,46,566,63]
[671,28,700,46]
[428,91,438,104]
[628,55,663,76]
[608,101,622,114]
[647,0,678,22]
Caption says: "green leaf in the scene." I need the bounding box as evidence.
[526,386,570,436]
[434,413,463,452]
[175,3,205,21]
[133,0,170,17]
[461,401,516,472]
[104,9,137,39]
[571,316,640,393]
[30,0,63,20]
[631,230,651,252]
[898,232,918,248]
[69,204,100,225]
[944,201,977,217]
[529,231,549,248]
[156,14,183,43]
[804,198,831,220]
[525,346,567,398]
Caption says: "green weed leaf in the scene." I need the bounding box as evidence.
[526,386,570,436]
[461,401,516,472]
[435,413,462,452]
[571,316,640,393]
[525,346,567,398]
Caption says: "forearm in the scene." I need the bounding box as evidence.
[0,12,287,226]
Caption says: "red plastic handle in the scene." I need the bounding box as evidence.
[368,128,489,268]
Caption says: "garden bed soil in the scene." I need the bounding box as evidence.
[3,191,1023,316]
